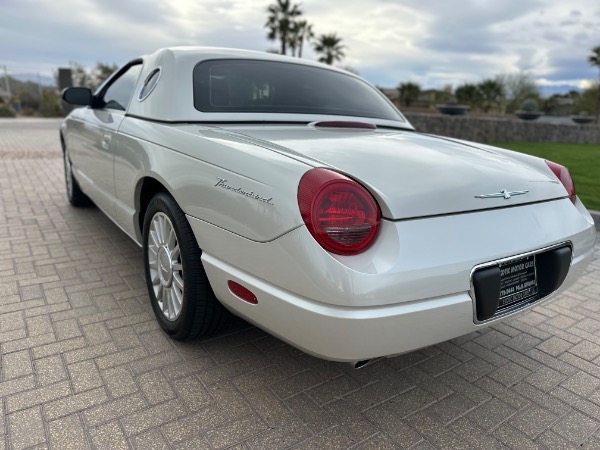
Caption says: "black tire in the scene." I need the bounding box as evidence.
[143,191,229,340]
[63,148,93,207]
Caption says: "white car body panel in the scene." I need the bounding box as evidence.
[64,108,126,217]
[112,119,310,242]
[188,198,595,309]
[60,46,597,362]
[201,125,569,219]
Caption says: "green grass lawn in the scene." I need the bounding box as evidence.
[493,142,600,211]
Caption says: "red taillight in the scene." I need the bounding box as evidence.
[546,160,576,203]
[298,168,381,255]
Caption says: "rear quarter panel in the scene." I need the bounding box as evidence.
[113,118,311,242]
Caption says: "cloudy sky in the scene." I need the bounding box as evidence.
[1,0,599,93]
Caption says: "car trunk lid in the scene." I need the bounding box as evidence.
[197,124,567,220]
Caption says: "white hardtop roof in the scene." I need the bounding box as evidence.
[147,46,343,68]
[125,46,411,129]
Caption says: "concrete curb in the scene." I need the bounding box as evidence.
[590,210,600,232]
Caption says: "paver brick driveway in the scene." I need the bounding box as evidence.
[1,118,599,449]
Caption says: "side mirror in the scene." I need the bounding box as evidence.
[62,87,93,106]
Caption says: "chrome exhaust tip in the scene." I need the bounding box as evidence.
[351,357,384,369]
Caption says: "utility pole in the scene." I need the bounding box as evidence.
[2,65,12,99]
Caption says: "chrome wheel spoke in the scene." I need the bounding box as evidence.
[159,215,169,244]
[167,226,176,250]
[164,288,172,317]
[173,272,184,292]
[156,283,164,305]
[148,247,158,265]
[149,229,160,249]
[172,286,182,316]
[148,244,158,260]
[155,216,164,244]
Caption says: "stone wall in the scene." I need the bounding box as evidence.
[403,112,600,144]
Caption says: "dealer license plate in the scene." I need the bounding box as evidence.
[498,255,538,308]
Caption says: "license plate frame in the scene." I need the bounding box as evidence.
[498,254,538,308]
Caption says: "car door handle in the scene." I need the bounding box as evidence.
[101,133,111,150]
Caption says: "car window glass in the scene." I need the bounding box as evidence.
[193,59,403,121]
[102,64,142,111]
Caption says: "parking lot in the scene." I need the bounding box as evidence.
[1,118,599,449]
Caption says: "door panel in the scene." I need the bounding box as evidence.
[73,109,125,217]
[66,61,143,221]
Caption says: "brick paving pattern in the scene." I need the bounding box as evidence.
[0,118,599,449]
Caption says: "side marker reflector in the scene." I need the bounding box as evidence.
[228,280,258,304]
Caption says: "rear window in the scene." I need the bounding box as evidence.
[193,59,403,121]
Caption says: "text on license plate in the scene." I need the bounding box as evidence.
[499,255,538,308]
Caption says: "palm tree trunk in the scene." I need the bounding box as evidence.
[597,77,600,125]
[298,37,303,58]
[281,30,287,55]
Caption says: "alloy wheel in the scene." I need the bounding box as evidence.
[147,212,184,320]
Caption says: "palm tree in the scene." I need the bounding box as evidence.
[313,33,345,65]
[455,83,482,110]
[477,79,505,113]
[289,20,314,58]
[265,0,302,55]
[588,45,600,124]
[397,82,420,107]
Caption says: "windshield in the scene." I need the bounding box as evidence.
[193,59,403,121]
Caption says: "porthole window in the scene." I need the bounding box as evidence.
[138,68,161,101]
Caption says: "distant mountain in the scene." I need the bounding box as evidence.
[0,75,55,100]
[10,73,55,87]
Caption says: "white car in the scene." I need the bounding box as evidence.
[61,47,596,367]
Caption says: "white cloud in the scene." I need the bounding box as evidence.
[1,0,598,93]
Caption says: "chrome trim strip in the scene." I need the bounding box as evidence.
[469,241,573,325]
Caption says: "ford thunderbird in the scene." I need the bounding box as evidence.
[60,47,597,366]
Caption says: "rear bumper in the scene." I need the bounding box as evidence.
[202,241,593,362]
[191,198,597,361]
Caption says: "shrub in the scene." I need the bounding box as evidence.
[0,106,16,117]
[520,98,539,112]
[39,89,65,117]
[397,82,421,107]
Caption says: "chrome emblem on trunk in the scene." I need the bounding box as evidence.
[475,189,529,199]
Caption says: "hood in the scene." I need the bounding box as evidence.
[213,125,567,220]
